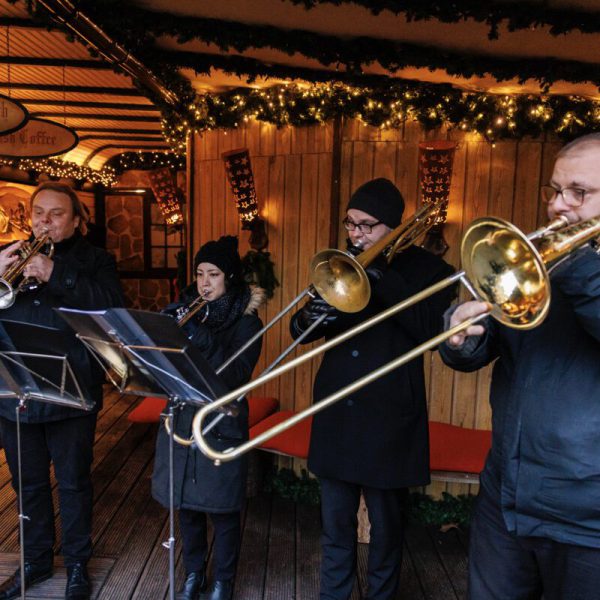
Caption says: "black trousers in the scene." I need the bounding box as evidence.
[318,477,407,600]
[469,485,600,600]
[179,508,241,581]
[0,414,97,568]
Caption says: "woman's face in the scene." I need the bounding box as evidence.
[196,262,227,301]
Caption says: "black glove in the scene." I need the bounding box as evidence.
[291,295,338,337]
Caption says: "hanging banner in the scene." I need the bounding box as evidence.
[0,118,78,158]
[0,93,28,136]
[147,167,185,227]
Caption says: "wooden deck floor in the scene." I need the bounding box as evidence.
[0,389,468,599]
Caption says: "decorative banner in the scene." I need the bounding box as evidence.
[418,140,457,256]
[222,148,259,230]
[0,94,29,136]
[0,118,78,158]
[147,167,184,227]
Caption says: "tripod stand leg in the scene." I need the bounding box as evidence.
[161,404,176,600]
[15,400,30,600]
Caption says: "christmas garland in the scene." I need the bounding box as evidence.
[106,151,187,175]
[161,82,600,150]
[72,1,600,91]
[284,0,600,39]
[0,157,117,187]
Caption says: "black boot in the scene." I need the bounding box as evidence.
[176,570,208,600]
[0,563,53,600]
[200,579,234,600]
[65,563,90,600]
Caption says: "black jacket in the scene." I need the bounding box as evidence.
[291,246,455,489]
[440,247,600,549]
[0,232,124,422]
[152,286,265,513]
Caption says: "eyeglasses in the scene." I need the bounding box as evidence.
[342,217,381,234]
[540,185,599,208]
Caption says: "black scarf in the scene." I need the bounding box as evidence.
[203,285,251,332]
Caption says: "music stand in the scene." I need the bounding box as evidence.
[0,319,90,600]
[57,307,230,600]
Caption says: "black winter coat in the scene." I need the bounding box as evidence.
[291,246,455,489]
[0,232,124,422]
[440,248,600,549]
[152,286,264,513]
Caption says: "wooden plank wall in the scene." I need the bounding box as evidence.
[189,119,562,493]
[189,122,334,459]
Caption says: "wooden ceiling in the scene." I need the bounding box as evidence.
[0,0,168,170]
[1,0,600,171]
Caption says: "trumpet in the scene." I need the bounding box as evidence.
[0,232,54,309]
[191,213,599,465]
[176,295,208,327]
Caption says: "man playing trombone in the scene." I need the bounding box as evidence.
[0,182,124,600]
[440,133,600,599]
[290,178,455,600]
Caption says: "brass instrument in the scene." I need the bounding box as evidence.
[0,232,54,309]
[176,295,208,327]
[191,213,599,465]
[164,202,442,447]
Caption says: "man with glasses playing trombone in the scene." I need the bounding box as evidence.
[290,178,455,600]
[440,133,600,600]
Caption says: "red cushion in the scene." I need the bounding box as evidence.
[128,396,167,423]
[249,411,312,459]
[248,396,279,428]
[129,395,279,425]
[429,421,492,474]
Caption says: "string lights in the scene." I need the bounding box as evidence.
[0,157,117,187]
[161,83,600,151]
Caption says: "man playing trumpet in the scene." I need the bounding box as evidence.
[0,182,123,600]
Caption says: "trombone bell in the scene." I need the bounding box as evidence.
[461,217,549,329]
[310,249,371,313]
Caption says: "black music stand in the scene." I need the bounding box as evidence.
[57,307,229,600]
[0,319,91,600]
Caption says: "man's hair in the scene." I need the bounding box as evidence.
[30,182,88,235]
[557,133,600,160]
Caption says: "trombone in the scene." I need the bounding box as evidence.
[191,213,599,464]
[165,201,442,446]
[0,232,54,309]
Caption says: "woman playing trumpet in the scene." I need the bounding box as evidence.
[152,235,266,600]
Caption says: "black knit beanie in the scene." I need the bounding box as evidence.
[194,235,243,283]
[346,178,405,228]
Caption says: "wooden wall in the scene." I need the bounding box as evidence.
[189,119,562,494]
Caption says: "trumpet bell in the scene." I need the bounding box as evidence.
[461,217,550,329]
[0,278,15,309]
[310,249,371,313]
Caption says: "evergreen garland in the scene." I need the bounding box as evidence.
[71,0,600,91]
[285,0,600,40]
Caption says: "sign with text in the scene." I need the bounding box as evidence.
[0,94,28,136]
[0,117,78,158]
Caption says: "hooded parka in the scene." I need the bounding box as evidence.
[152,285,264,513]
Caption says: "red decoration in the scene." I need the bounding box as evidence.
[147,167,184,227]
[222,148,259,229]
[418,140,456,256]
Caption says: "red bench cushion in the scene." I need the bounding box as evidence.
[429,421,491,474]
[249,410,312,459]
[128,396,167,423]
[128,395,279,426]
